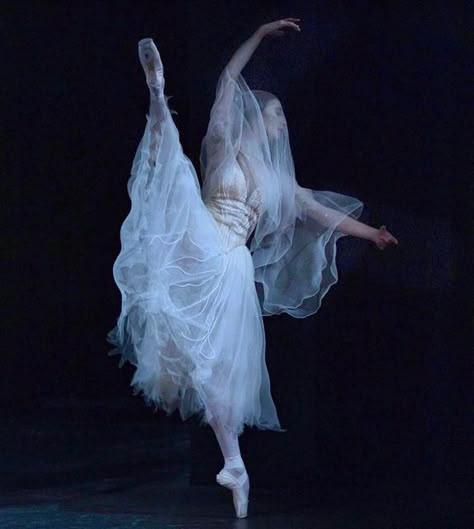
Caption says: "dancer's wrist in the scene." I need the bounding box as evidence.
[254,26,266,42]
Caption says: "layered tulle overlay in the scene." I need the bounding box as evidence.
[107,68,364,435]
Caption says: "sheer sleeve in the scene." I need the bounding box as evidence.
[206,67,236,139]
[254,184,364,318]
[295,185,353,227]
[200,68,365,318]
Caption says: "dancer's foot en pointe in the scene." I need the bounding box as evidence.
[138,38,167,172]
[216,454,250,518]
[138,37,165,100]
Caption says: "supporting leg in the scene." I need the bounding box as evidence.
[208,411,250,518]
[208,413,241,459]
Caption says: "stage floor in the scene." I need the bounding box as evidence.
[0,397,470,529]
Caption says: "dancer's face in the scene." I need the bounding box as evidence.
[262,99,287,140]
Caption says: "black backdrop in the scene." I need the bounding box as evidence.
[3,1,471,489]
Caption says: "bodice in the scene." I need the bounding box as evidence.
[203,163,262,251]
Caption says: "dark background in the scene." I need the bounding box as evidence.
[3,0,471,493]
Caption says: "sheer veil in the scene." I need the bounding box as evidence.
[200,67,364,318]
[106,62,364,427]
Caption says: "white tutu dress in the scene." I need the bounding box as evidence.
[107,67,364,436]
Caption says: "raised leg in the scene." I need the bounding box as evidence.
[138,38,169,173]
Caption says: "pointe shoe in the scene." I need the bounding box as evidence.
[138,38,165,99]
[216,457,250,518]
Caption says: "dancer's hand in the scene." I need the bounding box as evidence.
[371,225,399,250]
[258,18,301,38]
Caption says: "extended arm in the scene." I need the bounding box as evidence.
[211,18,301,128]
[337,216,399,249]
[225,18,300,79]
[225,30,264,80]
[334,214,376,240]
[296,186,399,250]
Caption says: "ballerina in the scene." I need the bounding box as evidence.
[107,17,399,519]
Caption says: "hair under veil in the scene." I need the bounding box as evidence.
[200,67,364,317]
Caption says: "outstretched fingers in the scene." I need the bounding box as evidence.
[261,17,302,37]
[280,18,301,31]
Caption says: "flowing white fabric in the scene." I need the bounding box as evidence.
[201,67,364,317]
[107,67,364,435]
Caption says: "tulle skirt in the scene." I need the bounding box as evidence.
[107,111,284,436]
[108,243,283,437]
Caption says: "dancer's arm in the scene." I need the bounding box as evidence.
[210,18,301,133]
[336,215,399,251]
[225,18,300,79]
[296,186,399,250]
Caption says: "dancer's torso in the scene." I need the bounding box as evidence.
[203,162,262,251]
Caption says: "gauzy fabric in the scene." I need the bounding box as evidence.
[201,68,364,317]
[107,67,364,435]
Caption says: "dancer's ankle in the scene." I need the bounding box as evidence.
[224,454,245,471]
[148,83,165,102]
